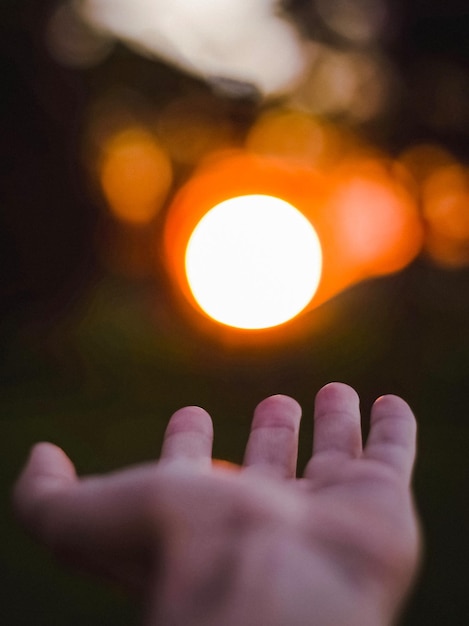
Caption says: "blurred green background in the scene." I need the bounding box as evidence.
[1,1,469,624]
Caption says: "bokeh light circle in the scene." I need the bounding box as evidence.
[185,195,322,329]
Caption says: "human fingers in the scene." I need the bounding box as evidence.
[304,383,362,478]
[160,406,214,468]
[364,394,417,484]
[243,395,302,478]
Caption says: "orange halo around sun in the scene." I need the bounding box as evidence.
[99,127,173,225]
[163,150,423,331]
[164,152,329,328]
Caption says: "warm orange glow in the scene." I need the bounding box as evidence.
[398,144,469,267]
[185,195,322,329]
[422,164,469,267]
[328,159,424,276]
[100,127,173,224]
[246,109,333,166]
[163,150,424,330]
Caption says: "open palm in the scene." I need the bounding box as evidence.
[13,383,420,626]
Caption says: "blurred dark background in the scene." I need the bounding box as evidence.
[1,1,468,624]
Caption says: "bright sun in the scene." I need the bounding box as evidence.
[185,194,323,329]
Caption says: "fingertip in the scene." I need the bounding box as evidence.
[254,394,302,424]
[315,382,360,409]
[170,405,212,419]
[27,442,77,479]
[365,393,417,481]
[245,394,302,478]
[161,406,214,464]
[372,394,417,435]
[373,393,414,414]
[166,406,214,438]
[309,383,363,462]
[12,442,76,531]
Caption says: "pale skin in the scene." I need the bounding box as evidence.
[13,383,421,626]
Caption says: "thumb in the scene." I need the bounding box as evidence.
[12,442,77,536]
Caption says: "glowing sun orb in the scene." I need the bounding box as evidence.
[185,194,323,329]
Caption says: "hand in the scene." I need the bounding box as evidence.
[13,383,421,626]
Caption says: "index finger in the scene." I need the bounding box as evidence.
[160,406,214,468]
[364,394,417,484]
[243,395,302,479]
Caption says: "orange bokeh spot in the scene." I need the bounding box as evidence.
[422,164,469,267]
[327,158,424,275]
[100,127,173,225]
[246,109,341,167]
